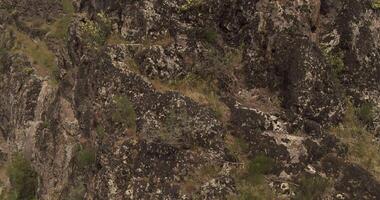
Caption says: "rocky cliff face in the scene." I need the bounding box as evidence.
[0,0,380,199]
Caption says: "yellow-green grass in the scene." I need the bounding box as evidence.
[330,103,380,181]
[152,75,230,121]
[11,27,58,82]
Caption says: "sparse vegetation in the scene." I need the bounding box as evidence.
[201,28,218,44]
[51,15,72,40]
[180,0,205,11]
[224,47,244,70]
[246,155,275,185]
[236,183,274,200]
[62,0,74,14]
[372,0,380,9]
[111,95,137,131]
[106,33,127,45]
[6,153,38,200]
[79,12,112,48]
[76,147,96,169]
[49,0,74,40]
[152,75,230,121]
[225,135,276,199]
[66,182,85,200]
[123,57,140,73]
[157,110,186,144]
[0,28,14,57]
[181,164,221,195]
[11,27,58,83]
[294,175,330,200]
[225,135,249,158]
[330,102,380,180]
[323,48,345,78]
[96,125,106,139]
[41,120,51,130]
[355,102,374,126]
[150,43,243,122]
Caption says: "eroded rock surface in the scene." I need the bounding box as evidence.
[0,0,379,199]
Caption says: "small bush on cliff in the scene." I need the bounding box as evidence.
[294,175,330,200]
[246,154,275,184]
[322,48,345,79]
[112,95,137,131]
[229,154,275,199]
[79,12,112,48]
[355,102,374,126]
[76,147,96,169]
[6,153,38,200]
[96,125,106,139]
[201,28,218,44]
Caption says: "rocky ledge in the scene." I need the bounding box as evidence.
[0,0,379,199]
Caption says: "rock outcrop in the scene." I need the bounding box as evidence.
[0,0,379,199]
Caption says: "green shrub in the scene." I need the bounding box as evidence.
[355,102,374,125]
[294,175,329,200]
[79,12,112,47]
[76,147,96,169]
[96,125,106,139]
[323,49,345,75]
[248,155,275,174]
[228,154,275,199]
[6,154,38,200]
[222,134,278,200]
[112,96,137,131]
[246,155,275,184]
[202,28,218,44]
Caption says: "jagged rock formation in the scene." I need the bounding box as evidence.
[0,0,379,199]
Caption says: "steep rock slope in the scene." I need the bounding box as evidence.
[0,0,379,199]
